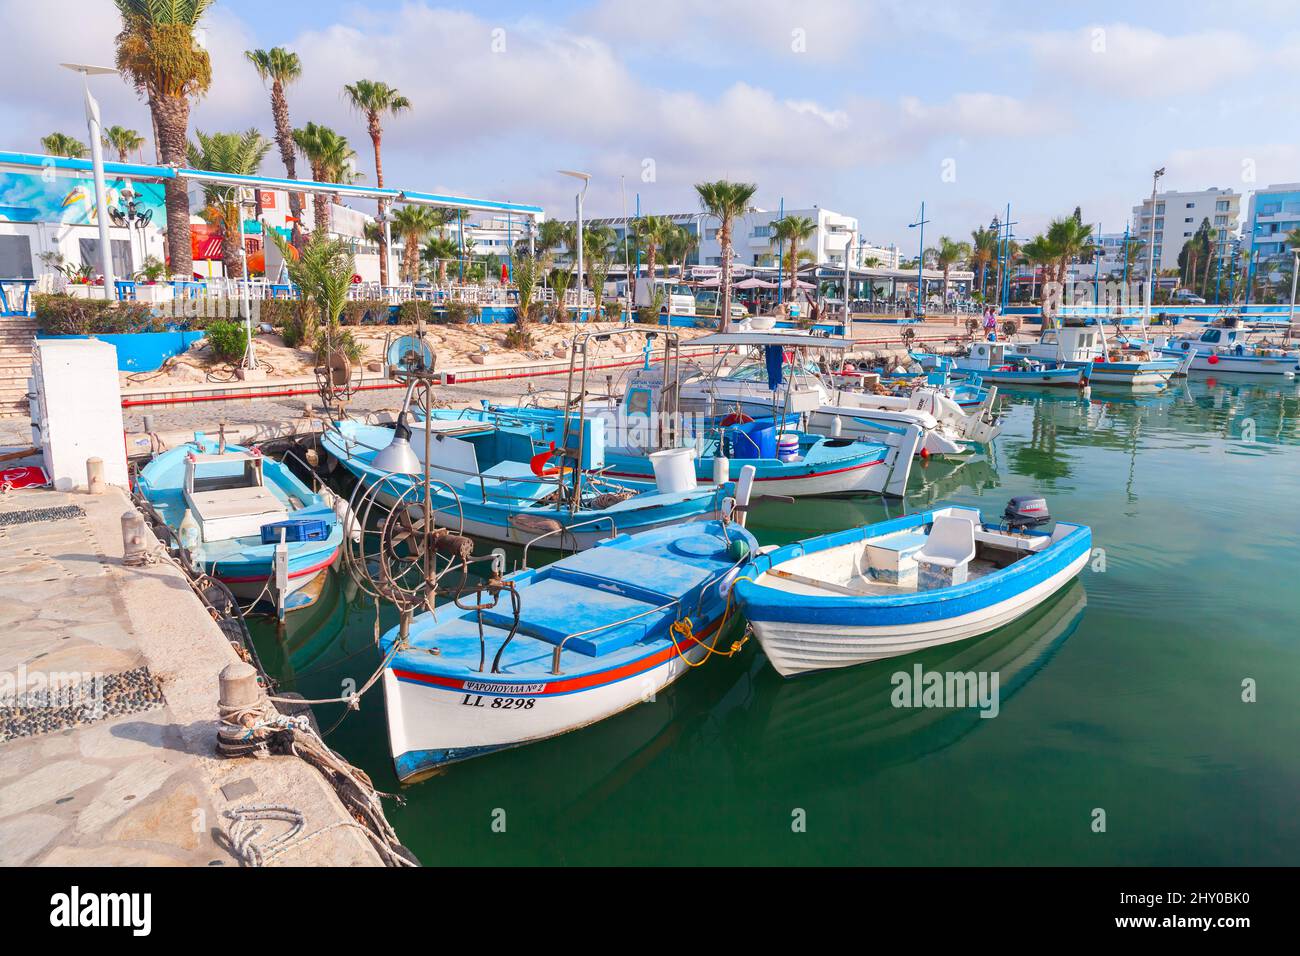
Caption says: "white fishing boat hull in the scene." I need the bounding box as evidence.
[383,631,711,780]
[808,406,969,456]
[1157,348,1299,376]
[749,551,1089,677]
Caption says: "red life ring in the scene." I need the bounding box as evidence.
[1207,353,1219,365]
[719,412,754,427]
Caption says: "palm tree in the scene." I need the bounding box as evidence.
[41,133,87,158]
[391,206,441,282]
[245,47,304,244]
[292,123,356,237]
[969,225,998,300]
[770,215,816,284]
[186,129,273,279]
[581,225,616,288]
[343,80,411,288]
[114,0,214,276]
[536,219,570,256]
[1044,216,1093,289]
[630,215,673,288]
[102,125,144,162]
[1019,236,1052,301]
[663,222,698,274]
[694,180,758,331]
[422,234,460,284]
[928,236,971,302]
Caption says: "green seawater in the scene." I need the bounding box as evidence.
[252,377,1300,865]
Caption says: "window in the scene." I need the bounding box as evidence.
[78,238,132,278]
[752,225,772,238]
[1186,202,1194,208]
[1216,200,1230,212]
[1185,217,1193,223]
[706,228,719,240]
[0,234,34,278]
[1215,216,1228,226]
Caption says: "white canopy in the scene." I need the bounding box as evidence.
[734,276,778,289]
[690,331,851,349]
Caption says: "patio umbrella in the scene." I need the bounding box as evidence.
[735,276,777,289]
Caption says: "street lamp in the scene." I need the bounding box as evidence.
[60,63,118,300]
[1146,166,1165,316]
[559,170,591,316]
[1289,244,1299,329]
[830,223,854,331]
[908,202,930,318]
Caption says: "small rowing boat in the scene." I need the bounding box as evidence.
[136,433,345,611]
[733,496,1091,676]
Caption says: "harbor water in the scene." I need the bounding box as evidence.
[251,377,1300,865]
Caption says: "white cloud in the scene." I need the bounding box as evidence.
[1024,24,1257,98]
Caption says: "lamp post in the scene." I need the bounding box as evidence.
[1289,246,1299,329]
[908,202,929,318]
[1145,166,1165,317]
[61,63,118,300]
[830,223,853,330]
[559,169,591,316]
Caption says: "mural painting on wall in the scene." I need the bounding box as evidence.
[0,172,167,225]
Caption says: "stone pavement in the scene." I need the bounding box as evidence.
[0,486,383,866]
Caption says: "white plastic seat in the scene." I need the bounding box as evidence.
[915,516,976,569]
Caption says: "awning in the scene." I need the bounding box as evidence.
[690,331,851,349]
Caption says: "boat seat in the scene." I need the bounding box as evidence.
[185,486,287,542]
[477,578,671,657]
[915,515,976,589]
[472,460,555,504]
[864,531,928,584]
[550,547,716,605]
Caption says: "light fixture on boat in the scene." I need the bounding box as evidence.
[372,413,421,475]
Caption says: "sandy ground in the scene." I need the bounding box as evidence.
[121,321,715,387]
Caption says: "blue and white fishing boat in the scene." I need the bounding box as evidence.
[943,341,1088,388]
[381,517,758,781]
[734,496,1091,676]
[322,416,729,551]
[418,404,921,498]
[136,433,346,609]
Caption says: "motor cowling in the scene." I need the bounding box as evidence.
[1004,494,1050,530]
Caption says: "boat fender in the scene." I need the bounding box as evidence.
[717,563,746,598]
[530,441,562,477]
[719,412,754,427]
[1207,354,1219,365]
[727,538,751,563]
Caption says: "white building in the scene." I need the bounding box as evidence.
[1132,186,1240,273]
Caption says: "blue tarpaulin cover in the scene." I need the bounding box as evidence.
[765,344,784,391]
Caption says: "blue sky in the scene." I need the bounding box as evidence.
[5,0,1299,247]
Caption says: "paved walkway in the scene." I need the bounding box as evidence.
[0,486,382,866]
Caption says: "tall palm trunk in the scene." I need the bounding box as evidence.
[153,94,193,276]
[269,79,304,244]
[402,235,420,282]
[720,219,734,332]
[369,117,389,287]
[221,203,244,279]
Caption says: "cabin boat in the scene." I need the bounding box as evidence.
[946,341,1088,388]
[322,416,730,551]
[733,498,1091,676]
[381,517,758,781]
[1154,324,1300,376]
[1011,324,1182,388]
[136,436,345,610]
[674,330,996,456]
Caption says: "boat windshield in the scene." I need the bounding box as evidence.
[723,359,820,382]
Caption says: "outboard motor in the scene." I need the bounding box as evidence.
[1003,494,1050,531]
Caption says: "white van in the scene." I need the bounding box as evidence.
[634,278,696,317]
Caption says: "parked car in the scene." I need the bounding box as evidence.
[1172,289,1207,304]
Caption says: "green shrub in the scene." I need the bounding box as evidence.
[397,301,434,325]
[503,325,534,350]
[603,301,623,322]
[440,301,481,324]
[205,320,249,362]
[313,326,363,364]
[34,293,160,335]
[341,299,390,325]
[635,306,659,325]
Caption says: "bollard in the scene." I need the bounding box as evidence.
[217,661,266,758]
[121,511,150,566]
[86,457,105,495]
[219,661,261,710]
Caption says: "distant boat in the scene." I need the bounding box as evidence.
[1008,324,1182,388]
[1153,323,1300,377]
[922,341,1089,388]
[136,435,345,610]
[734,497,1091,677]
[381,517,758,781]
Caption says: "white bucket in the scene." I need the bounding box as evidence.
[648,447,698,493]
[777,433,800,462]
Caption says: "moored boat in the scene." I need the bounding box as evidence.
[136,433,345,610]
[381,517,758,781]
[733,497,1091,677]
